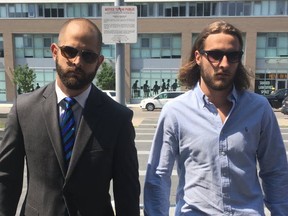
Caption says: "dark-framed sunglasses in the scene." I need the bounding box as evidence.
[58,45,99,64]
[199,50,243,64]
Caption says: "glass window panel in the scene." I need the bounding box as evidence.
[81,4,88,17]
[0,4,7,17]
[24,37,32,48]
[44,48,51,58]
[28,4,35,17]
[35,71,44,80]
[276,1,285,15]
[256,49,265,58]
[172,49,181,57]
[74,4,81,17]
[268,37,277,47]
[197,3,203,16]
[35,49,43,58]
[222,2,228,15]
[179,5,185,16]
[277,49,288,56]
[25,48,34,57]
[67,4,74,17]
[43,38,51,47]
[148,3,154,16]
[203,2,210,16]
[162,49,171,58]
[45,71,55,82]
[257,35,266,48]
[151,49,160,58]
[158,3,163,16]
[162,38,171,48]
[15,49,24,58]
[228,2,236,16]
[38,4,43,17]
[15,4,21,12]
[253,2,260,15]
[131,49,140,58]
[151,37,161,48]
[262,0,269,15]
[141,4,148,17]
[236,2,243,16]
[267,48,277,57]
[141,49,150,58]
[0,70,5,80]
[269,0,277,15]
[278,35,288,47]
[244,3,251,16]
[189,4,196,16]
[141,38,150,48]
[172,36,181,48]
[34,37,43,48]
[88,4,94,17]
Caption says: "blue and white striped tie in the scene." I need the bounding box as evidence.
[60,97,76,167]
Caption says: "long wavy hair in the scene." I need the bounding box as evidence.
[178,20,251,91]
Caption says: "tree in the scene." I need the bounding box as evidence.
[13,64,36,93]
[96,61,115,90]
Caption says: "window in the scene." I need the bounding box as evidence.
[132,34,181,59]
[162,38,170,48]
[141,38,150,48]
[0,36,4,57]
[268,37,277,47]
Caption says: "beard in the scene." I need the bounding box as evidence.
[56,57,97,90]
[200,66,235,91]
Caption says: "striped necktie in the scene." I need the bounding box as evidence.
[60,97,76,166]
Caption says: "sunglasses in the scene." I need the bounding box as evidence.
[58,45,99,64]
[199,50,243,64]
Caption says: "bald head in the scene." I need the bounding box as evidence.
[58,18,102,52]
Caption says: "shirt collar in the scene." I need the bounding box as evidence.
[194,82,238,107]
[55,80,91,109]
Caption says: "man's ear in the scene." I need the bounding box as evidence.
[195,50,201,65]
[50,43,58,60]
[95,55,105,72]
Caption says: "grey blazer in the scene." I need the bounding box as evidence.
[0,82,140,216]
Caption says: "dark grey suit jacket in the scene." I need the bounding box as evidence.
[0,82,140,216]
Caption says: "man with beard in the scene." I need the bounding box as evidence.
[0,18,140,216]
[144,20,288,215]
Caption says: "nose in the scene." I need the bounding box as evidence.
[218,55,229,68]
[71,53,82,66]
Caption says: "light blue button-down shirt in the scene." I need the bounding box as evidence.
[144,83,288,215]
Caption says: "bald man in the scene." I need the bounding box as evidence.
[0,18,140,216]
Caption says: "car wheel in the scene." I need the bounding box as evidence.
[146,103,155,111]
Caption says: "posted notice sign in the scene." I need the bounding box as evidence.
[102,6,137,44]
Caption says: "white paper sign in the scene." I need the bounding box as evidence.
[102,6,137,44]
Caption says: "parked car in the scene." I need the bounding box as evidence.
[281,96,288,114]
[102,90,116,100]
[140,91,184,111]
[264,88,288,109]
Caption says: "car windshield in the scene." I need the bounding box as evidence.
[110,92,116,97]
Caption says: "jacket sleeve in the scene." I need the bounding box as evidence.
[0,102,25,216]
[112,109,141,216]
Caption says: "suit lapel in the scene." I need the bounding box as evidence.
[41,82,66,177]
[66,85,103,180]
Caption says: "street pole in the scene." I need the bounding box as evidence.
[115,0,125,105]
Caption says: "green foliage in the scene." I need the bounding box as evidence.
[13,64,36,93]
[96,61,115,90]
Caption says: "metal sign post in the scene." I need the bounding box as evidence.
[102,1,137,105]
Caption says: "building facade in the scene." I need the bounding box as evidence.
[0,0,288,103]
